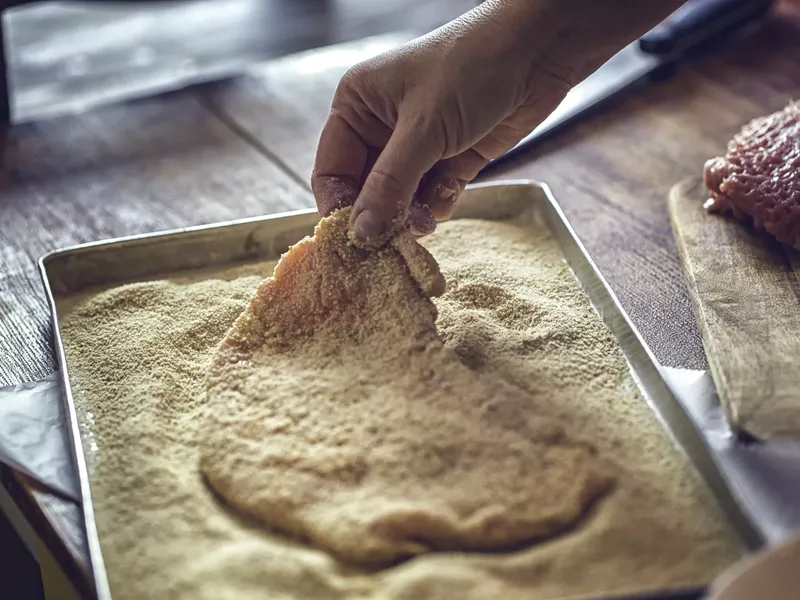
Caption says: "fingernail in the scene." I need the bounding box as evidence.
[408,203,436,237]
[434,183,458,210]
[419,173,460,221]
[436,183,458,202]
[352,209,387,240]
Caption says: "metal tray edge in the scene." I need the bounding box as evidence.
[38,206,320,266]
[38,260,112,600]
[536,183,764,552]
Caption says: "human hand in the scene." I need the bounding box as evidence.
[312,0,686,245]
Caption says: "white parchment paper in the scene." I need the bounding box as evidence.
[0,372,80,502]
[662,367,800,547]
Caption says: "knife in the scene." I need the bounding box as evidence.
[484,0,775,170]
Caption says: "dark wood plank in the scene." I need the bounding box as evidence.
[670,179,800,441]
[0,485,45,600]
[0,89,311,387]
[2,471,90,599]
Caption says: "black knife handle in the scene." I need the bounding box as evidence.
[639,0,774,56]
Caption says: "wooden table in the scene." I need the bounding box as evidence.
[1,1,799,596]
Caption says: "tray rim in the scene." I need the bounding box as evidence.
[38,178,759,600]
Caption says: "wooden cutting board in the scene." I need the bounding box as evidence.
[669,179,800,441]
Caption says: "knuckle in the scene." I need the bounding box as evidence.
[342,58,372,83]
[535,54,580,91]
[402,105,450,156]
[334,63,369,104]
[339,64,362,89]
[367,167,412,200]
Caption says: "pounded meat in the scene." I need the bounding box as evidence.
[704,102,800,247]
[200,208,614,568]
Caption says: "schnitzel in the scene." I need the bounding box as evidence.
[200,208,613,567]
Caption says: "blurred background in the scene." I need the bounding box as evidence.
[2,0,477,122]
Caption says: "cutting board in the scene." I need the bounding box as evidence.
[669,179,800,441]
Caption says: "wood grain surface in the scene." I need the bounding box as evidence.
[670,179,800,441]
[0,0,798,596]
[0,90,311,387]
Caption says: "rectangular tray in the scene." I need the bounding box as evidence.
[39,180,762,600]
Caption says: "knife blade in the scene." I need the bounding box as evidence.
[484,0,775,170]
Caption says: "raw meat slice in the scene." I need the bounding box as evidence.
[704,102,800,247]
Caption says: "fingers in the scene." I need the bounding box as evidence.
[418,148,489,222]
[314,110,490,243]
[408,203,436,237]
[311,114,369,216]
[312,110,447,243]
[418,170,460,221]
[350,114,443,245]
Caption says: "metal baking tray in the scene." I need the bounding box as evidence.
[39,180,762,600]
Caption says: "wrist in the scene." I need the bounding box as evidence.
[488,0,688,86]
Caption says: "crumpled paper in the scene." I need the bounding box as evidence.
[662,367,800,547]
[0,372,80,502]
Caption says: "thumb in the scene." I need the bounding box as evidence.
[350,115,442,246]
